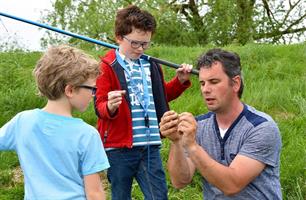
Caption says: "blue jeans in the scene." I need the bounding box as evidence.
[106,145,168,200]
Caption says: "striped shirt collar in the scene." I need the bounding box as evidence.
[117,50,138,67]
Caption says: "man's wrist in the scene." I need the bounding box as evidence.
[171,138,182,145]
[185,143,199,154]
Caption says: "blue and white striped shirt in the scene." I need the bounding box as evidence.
[122,55,161,146]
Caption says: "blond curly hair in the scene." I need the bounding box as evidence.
[33,45,100,100]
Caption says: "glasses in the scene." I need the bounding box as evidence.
[77,85,97,95]
[123,36,151,49]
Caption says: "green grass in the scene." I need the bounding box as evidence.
[0,43,305,199]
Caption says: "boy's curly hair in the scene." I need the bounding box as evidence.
[115,5,156,37]
[33,45,100,100]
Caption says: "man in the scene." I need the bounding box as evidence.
[159,48,282,199]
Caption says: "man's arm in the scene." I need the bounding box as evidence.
[84,173,106,200]
[179,113,266,196]
[168,140,196,188]
[187,145,265,196]
[160,110,196,188]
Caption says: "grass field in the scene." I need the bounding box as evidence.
[0,43,305,199]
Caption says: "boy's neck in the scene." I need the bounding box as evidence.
[43,97,72,117]
[118,49,138,62]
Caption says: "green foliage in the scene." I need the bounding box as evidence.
[0,52,45,125]
[41,0,120,49]
[0,44,305,199]
[0,184,24,200]
[154,12,199,46]
[0,152,22,198]
[40,0,306,48]
[205,0,238,45]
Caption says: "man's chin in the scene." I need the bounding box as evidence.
[207,105,217,112]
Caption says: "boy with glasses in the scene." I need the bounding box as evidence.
[95,5,193,200]
[0,45,109,200]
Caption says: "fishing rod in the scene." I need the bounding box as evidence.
[0,12,199,75]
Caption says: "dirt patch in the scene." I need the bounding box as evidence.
[12,166,24,185]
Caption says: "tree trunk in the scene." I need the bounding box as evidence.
[235,0,256,45]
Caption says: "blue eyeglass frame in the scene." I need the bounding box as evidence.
[77,85,97,95]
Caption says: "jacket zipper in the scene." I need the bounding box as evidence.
[103,121,110,143]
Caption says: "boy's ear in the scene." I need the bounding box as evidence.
[116,35,123,43]
[64,85,74,98]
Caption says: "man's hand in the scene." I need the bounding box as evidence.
[160,110,181,142]
[178,112,198,149]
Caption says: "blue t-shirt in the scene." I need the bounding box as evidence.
[0,109,109,200]
[196,104,282,200]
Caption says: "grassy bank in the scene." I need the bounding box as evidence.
[0,43,305,199]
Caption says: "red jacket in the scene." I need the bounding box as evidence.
[95,49,191,148]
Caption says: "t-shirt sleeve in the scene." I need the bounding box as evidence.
[0,115,18,150]
[80,130,110,176]
[239,121,282,167]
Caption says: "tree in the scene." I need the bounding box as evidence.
[41,0,121,49]
[41,0,306,47]
[255,0,306,44]
[236,0,256,44]
[168,0,305,45]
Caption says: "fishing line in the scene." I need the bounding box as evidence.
[0,17,9,32]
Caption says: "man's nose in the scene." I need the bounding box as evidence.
[202,84,212,93]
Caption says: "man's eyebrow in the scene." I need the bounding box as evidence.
[200,78,218,82]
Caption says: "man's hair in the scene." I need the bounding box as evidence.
[115,5,156,37]
[33,45,100,100]
[197,48,244,98]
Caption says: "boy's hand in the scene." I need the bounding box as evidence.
[176,63,193,84]
[107,90,126,115]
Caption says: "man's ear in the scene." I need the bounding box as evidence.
[232,75,241,93]
[64,85,74,98]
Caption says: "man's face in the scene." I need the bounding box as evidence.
[199,61,237,113]
[116,28,151,60]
